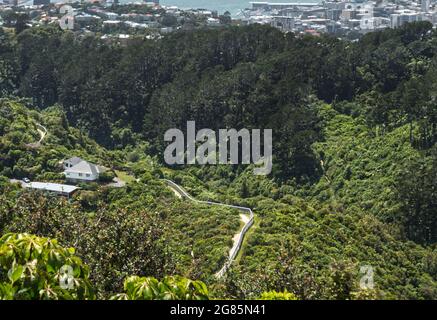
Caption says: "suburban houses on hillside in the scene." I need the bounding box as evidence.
[2,1,437,40]
[0,1,232,43]
[240,0,437,37]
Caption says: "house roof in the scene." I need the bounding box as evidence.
[64,160,101,175]
[25,182,80,194]
[65,156,84,166]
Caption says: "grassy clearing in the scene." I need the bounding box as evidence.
[115,170,136,183]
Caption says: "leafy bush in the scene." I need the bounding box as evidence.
[111,275,209,300]
[77,191,99,210]
[78,182,99,191]
[258,290,298,300]
[99,170,116,183]
[0,233,95,300]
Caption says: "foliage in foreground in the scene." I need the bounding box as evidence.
[0,233,298,300]
[258,290,298,300]
[111,275,209,300]
[0,233,94,300]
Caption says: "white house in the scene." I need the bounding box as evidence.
[63,158,105,183]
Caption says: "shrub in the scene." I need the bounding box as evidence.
[258,290,298,300]
[78,182,99,191]
[0,233,95,300]
[99,170,116,183]
[127,151,140,163]
[111,275,209,300]
[78,191,99,209]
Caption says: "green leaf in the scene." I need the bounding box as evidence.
[8,264,24,284]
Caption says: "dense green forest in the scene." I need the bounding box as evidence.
[0,22,436,299]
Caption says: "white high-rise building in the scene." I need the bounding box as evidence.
[421,0,430,13]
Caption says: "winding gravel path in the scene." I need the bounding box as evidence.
[26,123,48,149]
[163,179,254,278]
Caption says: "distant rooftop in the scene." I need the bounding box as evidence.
[250,1,323,6]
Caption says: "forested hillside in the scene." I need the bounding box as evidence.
[0,100,241,297]
[0,22,436,299]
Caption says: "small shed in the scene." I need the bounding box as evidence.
[24,182,80,198]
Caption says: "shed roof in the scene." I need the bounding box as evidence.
[25,182,80,194]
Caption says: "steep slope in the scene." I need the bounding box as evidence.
[181,105,436,300]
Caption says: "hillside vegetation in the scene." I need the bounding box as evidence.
[0,100,241,297]
[196,106,436,299]
[0,22,436,299]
